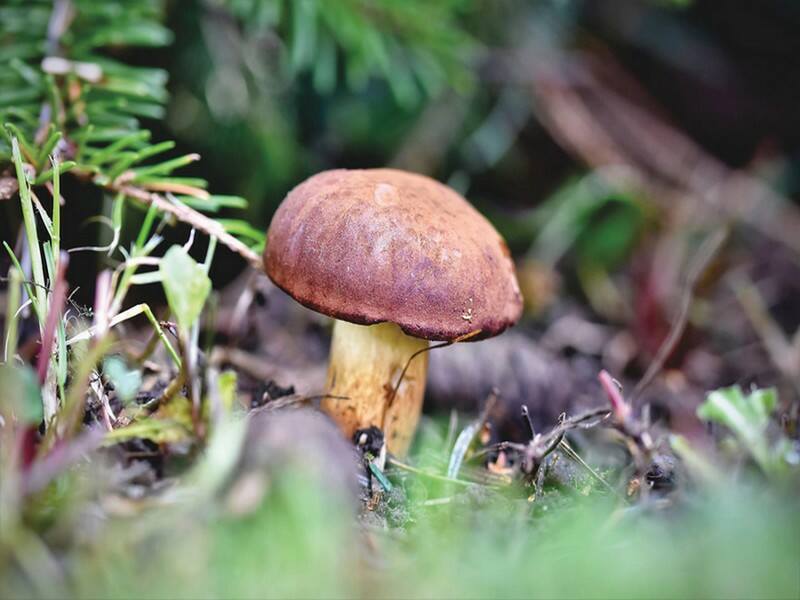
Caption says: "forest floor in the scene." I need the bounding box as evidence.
[2,249,799,599]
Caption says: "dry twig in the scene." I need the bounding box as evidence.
[116,185,262,269]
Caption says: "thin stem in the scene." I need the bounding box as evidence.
[67,303,181,368]
[50,157,60,264]
[387,457,491,488]
[36,254,68,385]
[203,236,217,271]
[385,328,481,412]
[108,237,161,315]
[135,203,159,249]
[521,405,535,438]
[109,236,162,317]
[115,184,262,269]
[2,242,42,323]
[12,139,47,326]
[3,267,22,363]
[558,439,624,500]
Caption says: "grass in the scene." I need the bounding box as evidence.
[2,419,798,600]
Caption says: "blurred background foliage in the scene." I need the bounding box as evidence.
[6,0,800,303]
[164,0,483,219]
[154,0,800,290]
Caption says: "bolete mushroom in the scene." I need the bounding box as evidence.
[264,169,522,456]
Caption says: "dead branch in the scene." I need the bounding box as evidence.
[116,185,262,269]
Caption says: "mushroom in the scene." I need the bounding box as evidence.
[263,169,523,456]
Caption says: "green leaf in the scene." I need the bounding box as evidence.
[106,151,141,179]
[33,160,76,185]
[131,153,200,179]
[290,0,318,70]
[135,176,207,188]
[216,219,267,244]
[105,399,193,445]
[697,385,783,474]
[575,201,644,269]
[77,20,174,52]
[178,195,248,213]
[0,364,43,425]
[133,140,175,162]
[84,130,151,165]
[368,461,393,493]
[698,386,776,434]
[103,356,142,404]
[159,245,211,334]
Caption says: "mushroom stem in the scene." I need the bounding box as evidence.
[322,320,428,456]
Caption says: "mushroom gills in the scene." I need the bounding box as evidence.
[322,320,428,456]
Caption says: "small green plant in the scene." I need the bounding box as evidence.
[697,385,796,477]
[0,0,260,432]
[159,245,212,336]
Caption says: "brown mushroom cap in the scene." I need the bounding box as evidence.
[264,169,523,341]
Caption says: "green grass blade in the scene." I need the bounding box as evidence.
[11,137,47,325]
[3,266,22,362]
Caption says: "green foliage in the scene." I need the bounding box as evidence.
[698,385,795,476]
[523,174,648,270]
[0,364,42,425]
[3,417,799,599]
[574,199,645,269]
[101,356,141,405]
[159,245,212,334]
[105,395,194,444]
[216,370,238,413]
[225,0,478,106]
[10,138,47,324]
[0,0,172,166]
[0,0,256,253]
